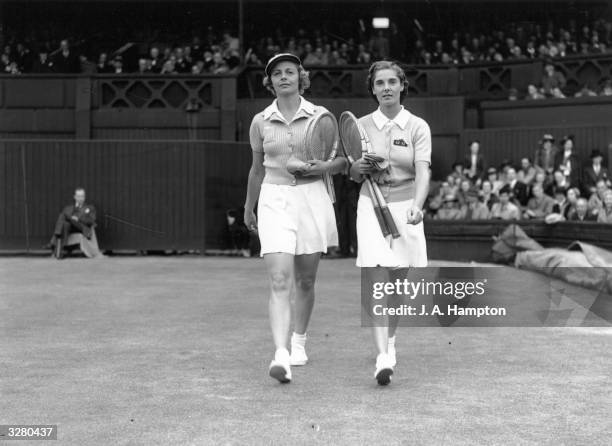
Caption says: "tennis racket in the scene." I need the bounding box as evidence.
[286,111,339,201]
[338,111,400,239]
[361,124,400,238]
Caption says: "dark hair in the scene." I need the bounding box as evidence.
[367,60,409,104]
[499,184,512,196]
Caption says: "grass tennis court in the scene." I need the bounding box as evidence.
[2,257,611,445]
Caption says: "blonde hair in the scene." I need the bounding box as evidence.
[263,64,311,96]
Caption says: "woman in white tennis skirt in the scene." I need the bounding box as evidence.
[244,53,347,384]
[350,60,432,385]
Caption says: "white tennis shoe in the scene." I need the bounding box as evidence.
[269,348,292,384]
[374,352,394,386]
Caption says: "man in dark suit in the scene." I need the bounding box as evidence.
[534,133,558,177]
[582,149,611,196]
[49,187,97,259]
[505,167,529,207]
[464,140,486,182]
[52,39,80,73]
[554,134,582,188]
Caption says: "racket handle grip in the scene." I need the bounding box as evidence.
[365,178,390,237]
[373,206,390,237]
[380,206,401,239]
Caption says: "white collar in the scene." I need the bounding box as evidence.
[262,96,316,121]
[372,106,410,131]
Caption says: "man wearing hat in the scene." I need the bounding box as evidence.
[460,188,490,220]
[554,134,581,188]
[434,194,463,220]
[582,149,610,196]
[534,134,559,176]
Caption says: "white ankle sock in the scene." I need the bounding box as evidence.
[291,332,307,346]
[275,348,290,362]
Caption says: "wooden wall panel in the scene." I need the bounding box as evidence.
[0,140,251,251]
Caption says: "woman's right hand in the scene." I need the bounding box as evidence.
[244,208,258,232]
[356,157,381,175]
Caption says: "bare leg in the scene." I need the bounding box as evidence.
[363,266,391,355]
[293,253,321,335]
[264,253,295,350]
[388,267,409,339]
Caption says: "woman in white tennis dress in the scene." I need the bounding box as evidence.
[244,53,347,384]
[350,60,432,385]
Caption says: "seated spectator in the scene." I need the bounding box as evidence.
[112,56,124,74]
[96,52,113,74]
[160,58,176,74]
[245,48,263,66]
[545,189,570,223]
[505,167,529,207]
[526,84,545,100]
[47,187,103,259]
[435,194,463,220]
[507,88,519,100]
[53,39,79,73]
[562,187,581,220]
[210,51,229,74]
[523,183,555,219]
[541,61,566,97]
[597,190,612,223]
[534,134,558,176]
[31,49,54,73]
[460,188,490,220]
[600,79,612,96]
[485,167,504,195]
[531,170,549,194]
[148,47,163,73]
[582,149,610,196]
[555,135,581,187]
[490,185,521,220]
[588,179,610,214]
[427,180,454,217]
[568,198,597,221]
[137,58,150,74]
[303,47,325,65]
[450,161,466,183]
[355,44,372,64]
[517,157,537,185]
[479,180,499,210]
[174,47,190,73]
[464,140,485,182]
[546,170,570,197]
[456,179,473,206]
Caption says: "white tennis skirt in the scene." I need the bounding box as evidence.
[356,193,428,268]
[258,181,338,256]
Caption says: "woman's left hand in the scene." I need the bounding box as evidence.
[406,206,424,225]
[303,159,330,176]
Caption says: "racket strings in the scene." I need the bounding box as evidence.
[339,117,364,162]
[305,114,338,161]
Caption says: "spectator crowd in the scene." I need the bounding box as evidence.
[1,32,242,75]
[425,136,612,224]
[2,5,612,75]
